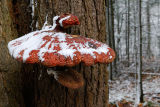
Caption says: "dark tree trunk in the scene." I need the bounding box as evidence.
[137,0,143,103]
[0,0,108,107]
[106,0,112,80]
[106,0,116,80]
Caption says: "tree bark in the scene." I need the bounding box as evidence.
[146,1,151,59]
[106,0,116,80]
[106,0,112,80]
[137,0,143,104]
[0,0,31,106]
[0,0,108,107]
[125,0,128,59]
[127,0,130,66]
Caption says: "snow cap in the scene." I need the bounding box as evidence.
[8,14,115,67]
[8,31,115,66]
[56,13,80,28]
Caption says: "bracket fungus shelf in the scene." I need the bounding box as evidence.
[8,14,115,89]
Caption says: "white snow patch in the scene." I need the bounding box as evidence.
[36,21,39,29]
[58,42,76,59]
[53,16,60,24]
[59,16,70,27]
[55,32,67,41]
[30,0,35,18]
[42,14,48,29]
[8,31,53,62]
[79,47,96,58]
[47,69,58,80]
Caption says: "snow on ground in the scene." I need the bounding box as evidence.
[109,77,136,102]
[109,60,160,106]
[109,74,136,103]
[143,77,160,103]
[109,74,160,105]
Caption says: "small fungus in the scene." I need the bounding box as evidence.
[8,14,115,89]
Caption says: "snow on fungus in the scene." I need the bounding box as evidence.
[8,32,115,66]
[8,13,116,89]
[59,16,71,27]
[56,13,80,28]
[8,14,115,67]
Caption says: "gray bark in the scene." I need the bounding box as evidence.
[146,1,152,59]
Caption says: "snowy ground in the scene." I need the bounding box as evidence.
[109,60,160,106]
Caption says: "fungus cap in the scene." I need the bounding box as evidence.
[8,14,115,67]
[8,29,115,67]
[8,14,116,89]
[56,13,80,28]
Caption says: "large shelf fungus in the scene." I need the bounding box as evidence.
[8,14,115,89]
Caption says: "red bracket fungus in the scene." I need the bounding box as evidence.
[8,13,115,89]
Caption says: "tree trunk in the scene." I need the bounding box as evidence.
[110,0,117,77]
[115,0,123,62]
[0,0,108,107]
[137,0,143,104]
[146,1,151,59]
[133,0,137,63]
[127,0,130,66]
[125,0,128,59]
[106,0,112,80]
[106,0,116,80]
[0,0,30,106]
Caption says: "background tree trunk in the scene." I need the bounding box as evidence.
[127,0,130,66]
[0,0,108,107]
[137,0,143,104]
[106,0,113,80]
[106,0,116,80]
[146,1,151,59]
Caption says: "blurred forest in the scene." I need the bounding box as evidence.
[107,0,160,106]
